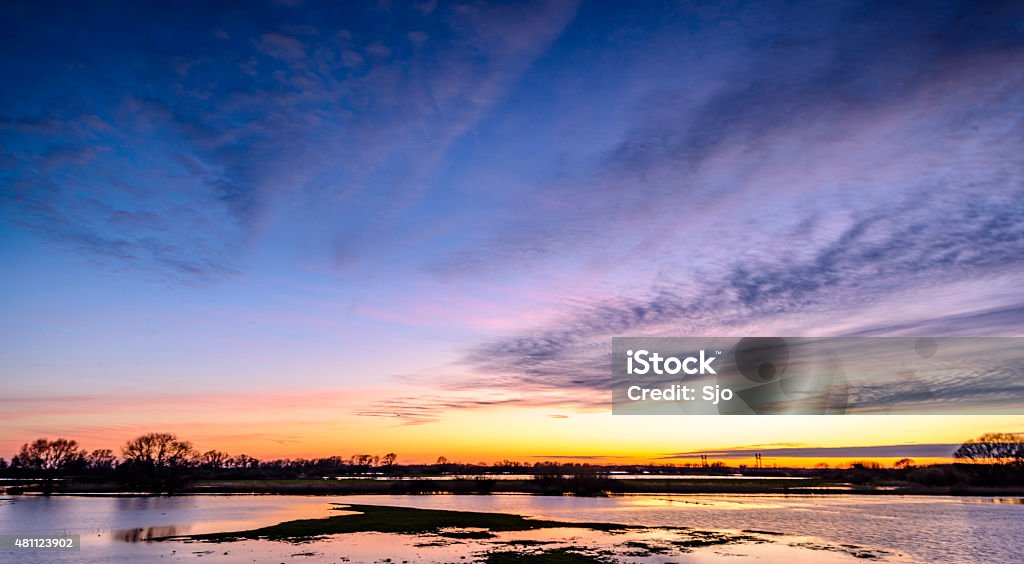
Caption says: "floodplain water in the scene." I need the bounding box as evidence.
[1,493,1020,562]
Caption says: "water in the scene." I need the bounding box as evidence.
[333,494,1024,562]
[0,493,1020,562]
[319,474,810,480]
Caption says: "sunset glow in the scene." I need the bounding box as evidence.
[3,0,1024,470]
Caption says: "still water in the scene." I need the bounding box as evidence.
[1,493,1021,562]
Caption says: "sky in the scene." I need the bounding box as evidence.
[1,0,1023,466]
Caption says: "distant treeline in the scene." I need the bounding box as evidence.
[1,432,1021,494]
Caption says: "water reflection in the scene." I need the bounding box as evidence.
[0,494,1020,563]
[962,497,1023,504]
[321,474,811,481]
[112,525,182,542]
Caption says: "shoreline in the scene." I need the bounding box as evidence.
[162,503,899,561]
[4,478,1023,497]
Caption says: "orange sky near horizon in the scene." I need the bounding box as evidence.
[3,390,1022,468]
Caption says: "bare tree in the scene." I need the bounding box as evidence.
[11,438,85,493]
[13,438,85,472]
[200,450,231,470]
[894,458,915,469]
[232,454,260,469]
[121,433,195,491]
[87,449,118,471]
[380,453,398,475]
[954,433,1024,466]
[347,454,374,473]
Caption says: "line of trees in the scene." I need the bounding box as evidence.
[0,432,414,493]
[1,432,1021,493]
[2,433,200,493]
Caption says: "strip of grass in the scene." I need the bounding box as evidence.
[178,504,628,542]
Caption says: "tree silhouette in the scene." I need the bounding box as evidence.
[350,454,375,473]
[87,449,117,471]
[894,458,915,469]
[11,438,85,493]
[954,433,1024,466]
[232,454,260,469]
[121,433,195,492]
[200,450,231,470]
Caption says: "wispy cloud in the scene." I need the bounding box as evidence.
[1,1,579,281]
[378,1,1024,417]
[356,388,606,425]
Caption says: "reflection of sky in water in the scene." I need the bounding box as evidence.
[323,474,810,480]
[0,495,335,542]
[0,494,1021,562]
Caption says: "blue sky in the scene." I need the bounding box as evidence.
[1,1,1023,459]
